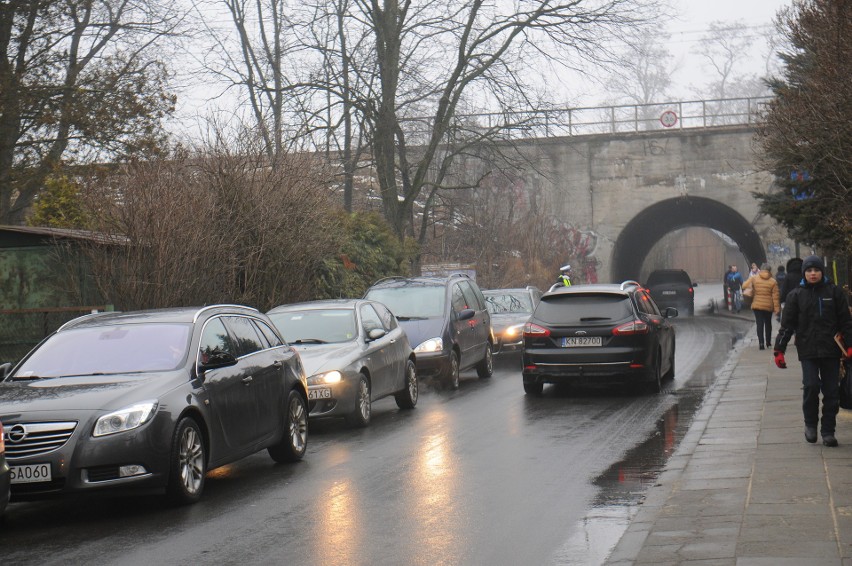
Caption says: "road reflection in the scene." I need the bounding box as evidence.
[407,409,463,565]
[314,477,361,565]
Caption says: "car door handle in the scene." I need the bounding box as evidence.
[272,360,283,368]
[242,376,253,385]
[389,339,396,344]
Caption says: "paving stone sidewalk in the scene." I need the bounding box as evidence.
[605,335,852,565]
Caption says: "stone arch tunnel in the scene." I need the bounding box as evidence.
[611,196,766,282]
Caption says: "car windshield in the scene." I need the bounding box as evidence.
[365,285,446,318]
[268,309,357,344]
[535,294,633,324]
[12,323,192,378]
[484,292,532,314]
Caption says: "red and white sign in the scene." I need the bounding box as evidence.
[660,110,678,128]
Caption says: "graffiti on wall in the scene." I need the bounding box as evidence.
[545,217,601,284]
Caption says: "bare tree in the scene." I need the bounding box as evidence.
[75,131,341,311]
[0,0,185,225]
[605,30,675,107]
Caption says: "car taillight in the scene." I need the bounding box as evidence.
[0,422,5,454]
[612,320,649,335]
[523,323,551,337]
[689,288,694,294]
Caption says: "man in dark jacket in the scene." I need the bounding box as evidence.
[780,257,803,304]
[774,255,852,446]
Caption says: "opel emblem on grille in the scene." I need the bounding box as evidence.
[574,331,587,336]
[7,424,27,443]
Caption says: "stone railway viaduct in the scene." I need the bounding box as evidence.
[495,120,790,284]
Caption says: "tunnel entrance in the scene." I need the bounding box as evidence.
[611,196,765,282]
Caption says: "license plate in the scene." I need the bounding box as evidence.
[10,463,52,484]
[308,388,332,400]
[662,290,676,295]
[561,337,602,347]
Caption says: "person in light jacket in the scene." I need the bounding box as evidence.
[742,263,780,350]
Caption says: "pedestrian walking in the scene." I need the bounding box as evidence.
[742,263,780,350]
[775,265,786,322]
[726,265,744,313]
[780,257,803,304]
[748,262,760,279]
[773,255,852,447]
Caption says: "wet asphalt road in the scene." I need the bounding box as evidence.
[0,308,751,566]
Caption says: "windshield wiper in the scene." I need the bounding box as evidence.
[11,374,47,381]
[579,317,611,321]
[396,316,427,321]
[293,338,327,344]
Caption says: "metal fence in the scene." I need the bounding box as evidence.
[401,96,771,141]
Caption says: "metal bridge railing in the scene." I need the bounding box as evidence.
[401,96,772,141]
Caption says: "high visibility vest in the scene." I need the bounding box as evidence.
[560,275,572,286]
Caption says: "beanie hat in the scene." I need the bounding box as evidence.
[801,255,824,273]
[760,263,771,271]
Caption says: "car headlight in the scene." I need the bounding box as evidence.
[93,401,158,437]
[308,370,342,385]
[414,337,443,353]
[503,324,524,338]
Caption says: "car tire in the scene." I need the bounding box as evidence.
[476,343,493,378]
[395,359,418,409]
[268,390,308,463]
[647,352,662,394]
[346,373,371,427]
[167,417,206,505]
[524,382,543,395]
[664,345,675,381]
[443,350,460,390]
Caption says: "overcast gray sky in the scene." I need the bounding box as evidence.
[173,0,794,136]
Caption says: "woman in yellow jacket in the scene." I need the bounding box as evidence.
[742,263,781,350]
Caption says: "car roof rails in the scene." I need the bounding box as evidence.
[547,283,564,292]
[370,276,408,286]
[619,280,642,291]
[448,273,471,279]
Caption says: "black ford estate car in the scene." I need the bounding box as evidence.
[365,274,493,389]
[0,305,309,504]
[522,281,677,395]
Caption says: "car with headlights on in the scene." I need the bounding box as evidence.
[267,299,418,427]
[364,275,493,389]
[483,287,542,354]
[0,305,309,505]
[522,281,677,395]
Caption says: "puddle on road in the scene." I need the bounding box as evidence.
[552,318,749,565]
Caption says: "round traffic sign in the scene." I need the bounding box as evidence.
[660,110,678,128]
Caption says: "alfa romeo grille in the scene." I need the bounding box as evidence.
[3,421,77,460]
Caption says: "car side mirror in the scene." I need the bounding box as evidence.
[665,307,679,318]
[367,328,386,341]
[457,308,475,321]
[0,362,11,380]
[198,350,238,372]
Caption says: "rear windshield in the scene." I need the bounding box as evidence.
[365,285,446,318]
[646,271,690,286]
[534,294,633,324]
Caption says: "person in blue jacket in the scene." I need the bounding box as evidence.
[774,255,852,447]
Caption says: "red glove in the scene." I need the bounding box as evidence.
[774,351,787,369]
